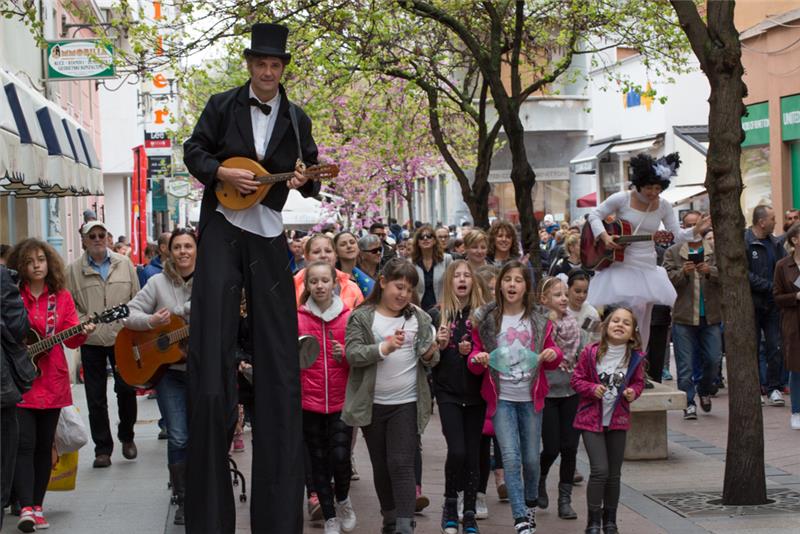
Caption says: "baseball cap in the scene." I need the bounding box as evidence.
[82,221,109,235]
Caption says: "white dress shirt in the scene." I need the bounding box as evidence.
[215,85,284,238]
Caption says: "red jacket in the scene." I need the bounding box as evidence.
[468,312,562,423]
[570,343,646,432]
[297,297,351,414]
[19,285,86,409]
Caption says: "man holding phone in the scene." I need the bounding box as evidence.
[663,211,722,420]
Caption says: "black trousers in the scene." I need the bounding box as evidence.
[186,213,303,534]
[303,410,353,520]
[80,344,137,455]
[582,429,627,512]
[540,395,580,485]
[646,325,670,383]
[439,402,486,511]
[13,408,60,508]
[362,402,418,520]
[1,405,19,529]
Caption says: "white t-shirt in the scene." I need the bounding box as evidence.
[567,302,601,344]
[215,86,284,238]
[596,344,629,426]
[496,312,534,402]
[372,311,419,405]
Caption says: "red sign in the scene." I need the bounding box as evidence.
[144,131,171,149]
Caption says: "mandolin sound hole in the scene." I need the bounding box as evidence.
[157,334,171,351]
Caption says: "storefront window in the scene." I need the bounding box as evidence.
[741,146,771,215]
[487,180,570,224]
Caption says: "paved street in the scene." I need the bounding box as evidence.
[3,362,800,534]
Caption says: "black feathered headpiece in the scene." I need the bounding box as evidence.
[628,152,681,191]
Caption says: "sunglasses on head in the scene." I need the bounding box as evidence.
[87,232,107,240]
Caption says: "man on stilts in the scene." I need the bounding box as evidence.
[183,23,319,533]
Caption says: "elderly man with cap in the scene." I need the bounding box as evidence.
[65,220,140,469]
[183,22,319,533]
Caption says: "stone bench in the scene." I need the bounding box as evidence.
[624,381,686,460]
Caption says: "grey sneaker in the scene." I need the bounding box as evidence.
[334,497,357,532]
[769,390,785,406]
[683,404,698,420]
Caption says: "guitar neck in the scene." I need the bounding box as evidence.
[29,320,91,357]
[254,171,295,185]
[167,325,191,345]
[617,235,654,244]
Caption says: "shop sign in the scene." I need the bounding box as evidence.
[145,131,171,149]
[46,40,115,80]
[167,178,192,198]
[742,102,770,147]
[147,155,171,178]
[781,94,800,142]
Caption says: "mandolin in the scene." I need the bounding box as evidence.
[215,157,339,210]
[580,218,673,270]
[26,304,129,373]
[115,315,189,388]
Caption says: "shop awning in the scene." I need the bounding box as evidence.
[569,141,615,174]
[0,68,101,197]
[609,135,661,154]
[659,185,707,207]
[576,191,597,207]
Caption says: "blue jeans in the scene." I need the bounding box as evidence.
[791,372,800,414]
[493,399,543,520]
[673,319,722,406]
[156,369,188,464]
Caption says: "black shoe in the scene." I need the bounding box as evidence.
[158,428,168,440]
[462,511,480,534]
[602,507,618,534]
[557,483,577,520]
[168,463,186,525]
[573,471,584,485]
[585,509,602,534]
[122,441,138,460]
[93,454,112,468]
[537,477,548,508]
[441,498,458,534]
[699,395,712,413]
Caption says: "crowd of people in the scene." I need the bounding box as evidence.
[1,20,799,534]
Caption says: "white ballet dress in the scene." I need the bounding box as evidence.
[586,191,695,308]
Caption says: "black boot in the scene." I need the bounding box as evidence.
[557,482,578,520]
[602,507,618,534]
[440,497,458,534]
[168,463,186,525]
[537,476,549,508]
[585,508,602,534]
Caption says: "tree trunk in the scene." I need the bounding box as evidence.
[671,0,767,505]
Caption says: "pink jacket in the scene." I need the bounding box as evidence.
[467,307,563,423]
[297,297,351,414]
[570,343,646,432]
[19,285,85,409]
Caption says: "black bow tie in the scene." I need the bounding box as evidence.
[249,98,271,116]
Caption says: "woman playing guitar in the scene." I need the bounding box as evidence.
[586,153,710,349]
[122,228,197,526]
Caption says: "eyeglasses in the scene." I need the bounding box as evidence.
[87,233,107,240]
[363,248,382,254]
[418,234,434,240]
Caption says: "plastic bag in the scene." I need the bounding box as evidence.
[53,405,89,454]
[48,451,78,491]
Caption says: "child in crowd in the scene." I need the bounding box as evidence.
[342,259,439,534]
[566,270,601,344]
[298,261,356,534]
[537,277,584,521]
[428,260,487,533]
[571,306,646,534]
[469,260,563,534]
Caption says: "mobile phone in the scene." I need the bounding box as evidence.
[688,251,704,264]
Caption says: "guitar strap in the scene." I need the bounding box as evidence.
[288,103,304,166]
[45,293,58,337]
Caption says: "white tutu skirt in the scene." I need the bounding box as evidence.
[587,244,677,308]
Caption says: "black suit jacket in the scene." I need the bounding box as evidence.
[183,82,320,235]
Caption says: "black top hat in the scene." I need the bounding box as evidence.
[244,23,291,62]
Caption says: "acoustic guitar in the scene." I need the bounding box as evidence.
[26,304,129,374]
[115,315,189,388]
[580,218,673,270]
[215,157,339,211]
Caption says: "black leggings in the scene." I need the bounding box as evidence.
[302,410,353,520]
[362,402,417,519]
[13,408,60,508]
[540,395,580,485]
[582,429,627,512]
[439,402,485,511]
[478,434,503,493]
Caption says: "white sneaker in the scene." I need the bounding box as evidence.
[761,395,766,406]
[769,390,785,406]
[791,413,800,430]
[324,517,341,534]
[335,497,357,532]
[476,492,489,519]
[457,490,464,521]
